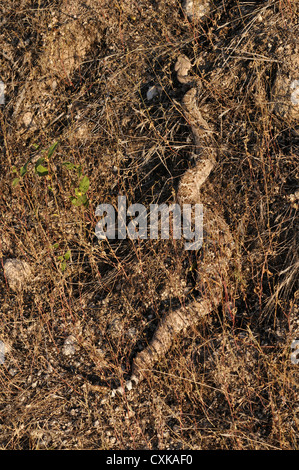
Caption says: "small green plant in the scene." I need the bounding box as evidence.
[11,142,90,208]
[57,249,71,272]
[62,161,90,207]
[12,141,59,186]
[53,243,71,272]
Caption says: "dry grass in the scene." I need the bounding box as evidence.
[0,0,298,449]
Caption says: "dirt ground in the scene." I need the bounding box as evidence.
[0,0,298,450]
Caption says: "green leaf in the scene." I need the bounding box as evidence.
[79,175,90,194]
[35,164,49,176]
[20,161,29,177]
[60,260,67,272]
[12,177,20,187]
[47,141,59,159]
[64,250,71,261]
[53,243,59,249]
[80,194,88,204]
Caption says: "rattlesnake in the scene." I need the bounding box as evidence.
[99,54,235,400]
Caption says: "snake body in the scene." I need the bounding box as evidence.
[107,55,235,398]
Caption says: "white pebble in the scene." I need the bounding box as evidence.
[147,85,159,101]
[290,79,299,105]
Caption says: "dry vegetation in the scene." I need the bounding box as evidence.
[0,0,298,450]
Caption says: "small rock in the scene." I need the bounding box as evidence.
[62,335,78,356]
[3,258,32,291]
[182,0,210,20]
[290,79,299,105]
[0,340,11,364]
[126,380,133,391]
[23,111,34,127]
[146,85,160,101]
[51,80,58,91]
[0,80,4,104]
